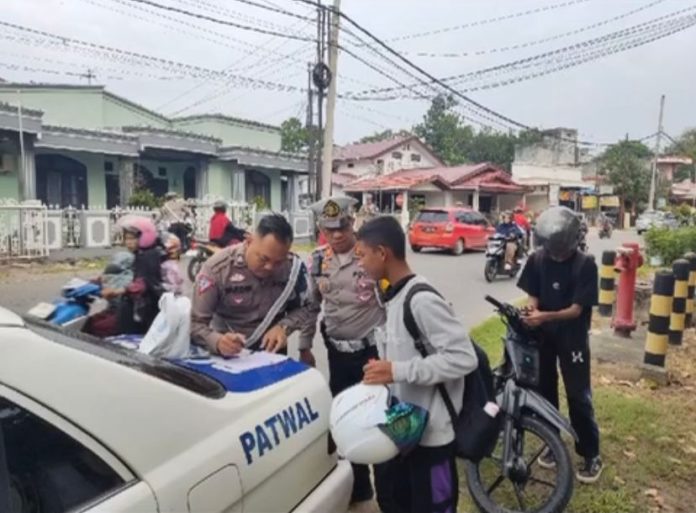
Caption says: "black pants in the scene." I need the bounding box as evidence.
[538,333,600,459]
[325,338,379,503]
[168,223,189,250]
[375,443,459,513]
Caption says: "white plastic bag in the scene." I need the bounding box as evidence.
[139,293,191,359]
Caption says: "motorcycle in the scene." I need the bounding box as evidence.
[484,234,525,282]
[465,296,575,513]
[27,278,102,327]
[187,227,249,282]
[599,220,613,239]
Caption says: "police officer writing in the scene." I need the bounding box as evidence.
[517,206,603,484]
[191,214,310,356]
[301,197,386,507]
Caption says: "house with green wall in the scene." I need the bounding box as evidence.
[0,83,308,211]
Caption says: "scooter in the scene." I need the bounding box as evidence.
[484,234,524,282]
[599,220,613,239]
[465,296,576,513]
[27,278,102,327]
[187,226,249,282]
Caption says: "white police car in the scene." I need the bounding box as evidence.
[0,307,352,512]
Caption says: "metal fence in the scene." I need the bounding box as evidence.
[0,196,312,260]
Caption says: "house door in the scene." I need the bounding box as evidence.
[105,175,121,209]
[245,170,271,209]
[36,154,88,208]
[183,166,197,199]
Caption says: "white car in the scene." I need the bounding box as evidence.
[0,308,352,513]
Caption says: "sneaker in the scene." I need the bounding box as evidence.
[537,447,557,469]
[576,456,603,484]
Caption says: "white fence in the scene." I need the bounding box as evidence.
[0,197,313,260]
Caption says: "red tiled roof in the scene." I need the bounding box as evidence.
[333,135,414,161]
[331,173,358,186]
[343,163,527,193]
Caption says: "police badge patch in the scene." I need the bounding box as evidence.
[323,199,340,218]
[197,274,214,295]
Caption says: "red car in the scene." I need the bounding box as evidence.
[408,207,494,255]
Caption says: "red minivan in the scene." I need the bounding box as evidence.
[408,207,494,255]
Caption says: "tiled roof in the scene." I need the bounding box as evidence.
[344,163,527,193]
[334,135,415,161]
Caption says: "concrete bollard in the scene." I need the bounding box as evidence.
[598,250,616,317]
[684,252,696,327]
[644,271,674,367]
[669,259,690,346]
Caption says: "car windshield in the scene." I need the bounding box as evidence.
[416,210,449,223]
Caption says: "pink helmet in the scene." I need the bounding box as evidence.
[118,215,158,249]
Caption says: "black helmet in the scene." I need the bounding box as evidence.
[533,206,580,261]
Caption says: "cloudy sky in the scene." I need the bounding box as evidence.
[1,0,694,149]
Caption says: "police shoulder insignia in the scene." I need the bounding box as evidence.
[323,199,340,218]
[197,274,214,295]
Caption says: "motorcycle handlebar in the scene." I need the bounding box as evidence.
[484,295,505,310]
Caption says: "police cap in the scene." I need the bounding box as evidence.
[309,196,358,229]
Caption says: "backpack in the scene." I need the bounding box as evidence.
[403,283,501,462]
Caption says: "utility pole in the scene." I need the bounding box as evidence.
[306,63,315,200]
[81,68,96,85]
[320,0,341,199]
[17,89,26,201]
[314,4,326,202]
[648,94,665,211]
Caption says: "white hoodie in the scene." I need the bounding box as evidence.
[379,275,479,447]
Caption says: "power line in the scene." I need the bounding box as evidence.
[402,0,667,58]
[115,0,315,41]
[342,5,696,99]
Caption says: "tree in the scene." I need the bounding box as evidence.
[598,140,653,214]
[358,129,411,144]
[413,94,468,165]
[280,117,309,153]
[666,128,696,183]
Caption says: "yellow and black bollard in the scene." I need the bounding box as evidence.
[644,271,674,367]
[598,250,616,317]
[684,252,696,328]
[669,259,690,346]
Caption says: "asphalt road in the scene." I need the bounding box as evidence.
[0,228,642,378]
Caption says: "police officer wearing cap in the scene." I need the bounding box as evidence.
[302,196,386,506]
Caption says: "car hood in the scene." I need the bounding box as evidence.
[0,306,24,327]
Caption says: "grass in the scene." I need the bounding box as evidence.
[292,242,316,255]
[462,315,696,513]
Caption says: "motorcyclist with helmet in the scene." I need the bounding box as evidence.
[495,211,525,270]
[84,216,165,337]
[516,206,603,484]
[209,200,248,248]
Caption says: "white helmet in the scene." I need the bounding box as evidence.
[330,384,428,465]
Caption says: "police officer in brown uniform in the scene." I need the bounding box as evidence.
[191,213,310,355]
[301,197,386,506]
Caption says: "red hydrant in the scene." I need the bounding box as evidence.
[613,242,643,337]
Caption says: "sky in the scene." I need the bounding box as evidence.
[0,0,694,150]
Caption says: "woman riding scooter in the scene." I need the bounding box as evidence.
[84,216,164,337]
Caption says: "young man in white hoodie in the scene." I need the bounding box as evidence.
[356,216,478,513]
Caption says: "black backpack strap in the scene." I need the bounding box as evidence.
[403,283,459,424]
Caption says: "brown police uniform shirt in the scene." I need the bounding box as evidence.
[299,245,385,350]
[191,243,311,353]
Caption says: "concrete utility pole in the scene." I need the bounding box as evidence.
[320,0,341,199]
[306,63,315,200]
[16,89,26,201]
[648,94,665,211]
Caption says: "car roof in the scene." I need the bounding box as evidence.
[419,207,477,213]
[0,311,305,474]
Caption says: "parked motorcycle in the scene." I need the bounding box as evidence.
[465,295,575,513]
[484,234,525,282]
[27,278,102,327]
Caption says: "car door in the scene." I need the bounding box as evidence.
[0,385,159,513]
[459,212,487,247]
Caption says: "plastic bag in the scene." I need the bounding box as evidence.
[139,293,191,359]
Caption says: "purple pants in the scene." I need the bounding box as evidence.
[375,443,458,513]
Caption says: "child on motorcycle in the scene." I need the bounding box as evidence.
[161,233,184,295]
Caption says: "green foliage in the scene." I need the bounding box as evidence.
[598,140,653,213]
[251,196,268,211]
[644,226,696,263]
[358,129,411,144]
[127,188,162,209]
[280,117,309,154]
